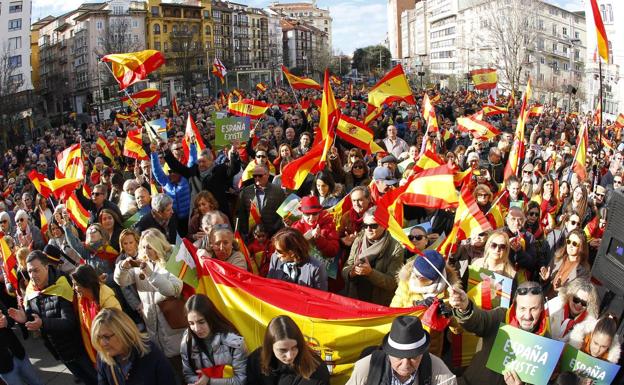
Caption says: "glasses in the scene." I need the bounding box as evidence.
[566,239,579,247]
[523,170,532,174]
[362,223,379,230]
[517,286,542,296]
[252,174,266,178]
[489,242,507,251]
[572,296,588,307]
[614,179,622,184]
[97,333,116,343]
[0,220,7,224]
[595,193,605,198]
[477,232,488,237]
[528,211,540,217]
[477,193,489,198]
[92,192,104,197]
[17,218,27,222]
[409,234,425,241]
[352,165,364,169]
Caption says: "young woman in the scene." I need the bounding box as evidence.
[267,227,328,291]
[343,159,370,193]
[569,314,621,364]
[181,294,248,385]
[540,228,590,298]
[98,208,123,252]
[470,230,517,279]
[91,308,177,385]
[71,264,122,364]
[188,191,219,240]
[246,315,330,385]
[312,172,341,208]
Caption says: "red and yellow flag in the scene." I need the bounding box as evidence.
[56,144,84,180]
[281,65,321,90]
[281,138,325,190]
[121,88,160,112]
[317,69,340,169]
[196,258,422,383]
[374,182,419,252]
[482,105,508,116]
[201,365,234,379]
[0,235,18,290]
[28,170,52,199]
[572,123,589,180]
[212,58,227,84]
[507,91,516,109]
[527,104,544,118]
[172,96,180,115]
[181,114,207,163]
[66,193,90,232]
[234,231,259,275]
[115,111,140,125]
[102,50,165,90]
[336,115,384,154]
[249,201,261,231]
[367,64,415,107]
[227,98,269,119]
[470,68,497,90]
[256,82,267,92]
[615,113,624,129]
[411,150,445,174]
[330,75,342,85]
[457,114,501,141]
[504,79,532,181]
[96,135,116,164]
[422,93,439,133]
[46,178,82,202]
[398,165,459,210]
[123,128,148,160]
[590,0,609,63]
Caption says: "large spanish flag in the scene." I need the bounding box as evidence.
[281,138,325,190]
[572,123,589,180]
[123,128,148,160]
[281,65,321,90]
[457,114,501,141]
[66,193,90,232]
[196,258,422,382]
[470,68,497,90]
[227,98,269,119]
[96,135,116,164]
[318,69,340,168]
[368,64,415,107]
[56,144,84,179]
[102,50,165,90]
[28,170,52,199]
[411,150,445,173]
[504,79,532,181]
[45,178,82,202]
[398,165,459,210]
[590,0,609,63]
[336,115,384,154]
[121,88,161,112]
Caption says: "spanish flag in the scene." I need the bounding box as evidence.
[96,135,116,164]
[507,91,516,109]
[66,193,90,232]
[411,150,445,173]
[281,137,326,190]
[367,64,415,107]
[422,93,439,133]
[374,181,419,252]
[227,98,269,119]
[115,111,140,124]
[590,0,609,63]
[482,105,508,116]
[121,88,160,112]
[398,165,459,210]
[317,69,340,168]
[336,115,384,154]
[363,104,383,126]
[201,365,234,379]
[572,123,589,180]
[527,104,544,118]
[326,194,352,231]
[234,231,259,275]
[470,68,497,90]
[0,235,17,290]
[330,75,342,85]
[172,96,180,115]
[182,114,206,164]
[102,50,165,90]
[28,170,52,199]
[504,79,532,181]
[123,128,148,160]
[615,113,624,129]
[196,258,422,383]
[281,65,321,90]
[457,114,501,141]
[248,201,261,231]
[45,178,82,202]
[256,82,268,92]
[56,143,84,180]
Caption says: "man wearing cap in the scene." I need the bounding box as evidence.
[382,125,409,160]
[381,154,402,181]
[448,281,550,385]
[238,165,285,237]
[371,167,397,205]
[346,315,456,385]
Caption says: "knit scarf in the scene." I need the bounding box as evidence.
[505,303,550,336]
[561,302,588,338]
[353,232,391,301]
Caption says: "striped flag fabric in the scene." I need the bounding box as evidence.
[326,194,353,231]
[121,88,160,112]
[367,64,415,107]
[504,79,532,181]
[572,123,589,180]
[182,114,206,162]
[470,68,497,90]
[615,113,624,128]
[96,135,116,164]
[227,98,270,119]
[115,111,140,124]
[248,201,261,231]
[234,231,259,275]
[56,144,84,179]
[102,50,165,90]
[527,104,544,118]
[212,58,227,83]
[422,93,439,133]
[196,257,423,382]
[281,65,321,90]
[0,235,18,290]
[200,365,234,379]
[317,69,340,169]
[590,0,609,63]
[66,193,90,232]
[172,96,180,115]
[281,137,326,190]
[482,105,508,116]
[330,75,342,85]
[398,165,459,210]
[123,128,148,160]
[336,115,384,155]
[45,178,82,202]
[456,114,501,141]
[28,170,52,199]
[411,150,445,174]
[256,82,267,92]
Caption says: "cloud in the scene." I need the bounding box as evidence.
[328,1,387,55]
[31,0,85,19]
[546,0,583,12]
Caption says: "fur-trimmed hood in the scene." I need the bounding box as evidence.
[568,318,621,363]
[397,261,462,294]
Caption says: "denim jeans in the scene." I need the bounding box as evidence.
[64,354,98,385]
[0,355,45,385]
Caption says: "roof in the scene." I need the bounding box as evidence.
[32,15,56,30]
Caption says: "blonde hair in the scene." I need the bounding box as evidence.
[482,230,516,278]
[15,247,30,269]
[138,228,172,265]
[91,308,150,366]
[118,229,140,254]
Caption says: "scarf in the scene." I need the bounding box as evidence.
[561,302,588,338]
[505,303,549,336]
[353,232,391,301]
[348,208,364,233]
[553,258,578,289]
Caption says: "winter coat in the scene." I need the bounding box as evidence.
[151,152,191,220]
[13,224,45,250]
[0,300,26,374]
[114,253,142,312]
[390,263,462,357]
[96,340,176,385]
[345,352,456,385]
[180,331,247,385]
[546,295,595,342]
[63,223,118,287]
[568,319,622,363]
[267,253,328,291]
[114,260,184,358]
[291,212,340,258]
[246,347,330,385]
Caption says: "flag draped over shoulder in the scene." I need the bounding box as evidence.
[470,68,497,90]
[121,88,160,112]
[123,128,148,160]
[196,258,423,382]
[102,50,165,90]
[281,65,321,90]
[367,64,415,107]
[590,0,609,63]
[227,98,270,119]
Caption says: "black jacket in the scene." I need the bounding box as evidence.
[133,211,178,244]
[75,187,123,225]
[247,348,330,385]
[0,299,26,374]
[97,341,176,385]
[24,267,85,362]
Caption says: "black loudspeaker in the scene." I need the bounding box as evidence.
[592,189,624,295]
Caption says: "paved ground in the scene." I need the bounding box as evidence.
[19,332,76,385]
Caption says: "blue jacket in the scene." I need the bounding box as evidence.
[150,152,191,220]
[97,341,176,385]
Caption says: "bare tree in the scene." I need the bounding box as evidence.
[97,17,143,56]
[0,45,25,150]
[483,0,539,95]
[170,28,204,97]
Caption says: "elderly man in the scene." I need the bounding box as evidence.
[382,125,409,160]
[134,186,152,217]
[133,193,178,244]
[503,207,537,273]
[338,186,373,248]
[238,165,285,237]
[346,316,455,385]
[449,281,550,385]
[342,206,403,306]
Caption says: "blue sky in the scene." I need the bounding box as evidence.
[31,0,584,55]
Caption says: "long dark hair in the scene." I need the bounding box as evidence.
[70,265,101,306]
[260,315,319,379]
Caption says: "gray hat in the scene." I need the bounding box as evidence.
[381,154,398,164]
[373,167,398,185]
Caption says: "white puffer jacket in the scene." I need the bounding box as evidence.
[568,318,622,363]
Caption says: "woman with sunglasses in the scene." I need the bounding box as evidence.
[13,209,45,251]
[546,278,599,342]
[544,210,582,265]
[343,148,364,172]
[344,159,371,193]
[569,314,621,364]
[524,201,544,240]
[470,230,517,280]
[539,228,590,298]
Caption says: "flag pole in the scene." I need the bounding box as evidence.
[595,59,604,191]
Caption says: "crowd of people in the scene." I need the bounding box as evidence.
[0,81,623,385]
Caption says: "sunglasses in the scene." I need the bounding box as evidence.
[352,165,364,169]
[566,239,579,247]
[17,218,27,222]
[256,154,267,159]
[477,232,488,237]
[572,296,588,307]
[0,220,8,224]
[489,242,507,251]
[614,180,622,184]
[362,223,379,230]
[409,234,425,241]
[523,170,532,174]
[252,174,266,178]
[92,192,104,197]
[527,211,539,217]
[517,286,542,296]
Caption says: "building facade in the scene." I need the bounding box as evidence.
[264,8,284,85]
[387,0,414,59]
[269,1,332,50]
[1,0,32,93]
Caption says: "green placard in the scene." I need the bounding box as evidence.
[485,324,565,385]
[559,344,620,385]
[214,115,250,148]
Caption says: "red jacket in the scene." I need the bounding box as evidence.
[292,211,340,258]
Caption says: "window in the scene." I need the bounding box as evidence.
[154,41,161,50]
[153,24,160,35]
[8,36,21,49]
[9,74,23,85]
[606,4,613,23]
[540,57,545,64]
[164,42,168,51]
[163,24,167,33]
[151,6,159,17]
[204,10,210,18]
[132,20,138,28]
[552,42,557,52]
[563,62,569,71]
[574,31,580,39]
[562,27,567,36]
[8,55,21,68]
[562,46,568,54]
[96,21,103,30]
[537,19,544,30]
[8,19,22,31]
[205,26,211,35]
[551,24,556,36]
[9,1,22,13]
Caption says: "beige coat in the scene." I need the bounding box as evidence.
[345,353,456,385]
